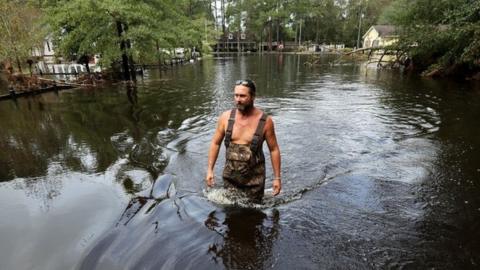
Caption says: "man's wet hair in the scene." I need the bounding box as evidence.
[235,79,256,96]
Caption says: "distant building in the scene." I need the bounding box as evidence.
[214,32,256,52]
[32,35,56,64]
[318,43,345,52]
[31,35,101,74]
[362,25,398,48]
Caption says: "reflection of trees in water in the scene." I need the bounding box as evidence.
[205,207,280,270]
[0,69,215,206]
[12,175,63,211]
[0,85,161,180]
[0,98,71,180]
[0,95,122,180]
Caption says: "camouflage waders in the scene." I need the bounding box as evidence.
[222,109,268,203]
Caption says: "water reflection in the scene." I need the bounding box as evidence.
[1,55,480,269]
[126,83,139,121]
[205,207,279,269]
[79,175,280,270]
[0,90,127,180]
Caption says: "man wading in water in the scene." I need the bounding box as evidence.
[206,79,281,203]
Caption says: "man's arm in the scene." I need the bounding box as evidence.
[206,112,227,187]
[265,116,281,195]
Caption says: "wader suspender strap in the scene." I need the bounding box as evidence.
[224,109,236,148]
[250,113,267,152]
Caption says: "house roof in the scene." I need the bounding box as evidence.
[374,25,397,36]
[363,25,398,38]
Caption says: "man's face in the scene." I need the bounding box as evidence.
[234,85,254,112]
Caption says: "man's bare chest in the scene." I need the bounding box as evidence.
[230,116,260,144]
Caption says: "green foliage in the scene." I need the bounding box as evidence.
[381,0,480,75]
[0,0,45,72]
[201,40,213,55]
[44,0,217,67]
[221,0,393,47]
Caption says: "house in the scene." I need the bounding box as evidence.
[362,25,398,48]
[32,35,56,64]
[31,34,101,74]
[214,32,256,52]
[31,35,56,73]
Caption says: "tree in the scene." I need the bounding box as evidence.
[45,1,158,80]
[44,0,217,80]
[0,1,44,73]
[337,0,394,47]
[220,0,394,50]
[224,0,291,51]
[381,0,480,76]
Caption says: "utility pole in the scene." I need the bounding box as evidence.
[268,17,272,51]
[221,0,226,51]
[276,0,280,44]
[356,1,365,49]
[221,0,225,35]
[238,7,241,53]
[213,0,217,31]
[298,19,302,47]
[356,13,364,49]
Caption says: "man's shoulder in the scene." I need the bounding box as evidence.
[220,109,234,118]
[218,110,233,124]
[257,109,271,120]
[253,108,266,116]
[219,108,268,118]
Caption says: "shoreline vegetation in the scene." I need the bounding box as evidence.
[2,47,479,100]
[0,58,199,99]
[1,0,479,95]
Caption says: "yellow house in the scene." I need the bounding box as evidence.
[362,25,398,48]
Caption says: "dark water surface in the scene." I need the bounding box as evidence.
[1,55,480,269]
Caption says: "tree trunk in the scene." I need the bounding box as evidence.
[15,55,22,73]
[127,39,136,81]
[116,21,131,81]
[79,55,91,73]
[221,0,226,36]
[294,23,297,45]
[27,60,33,76]
[123,23,136,81]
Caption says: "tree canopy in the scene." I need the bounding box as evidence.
[381,0,480,76]
[222,0,393,48]
[44,0,216,69]
[0,0,44,72]
[1,0,478,78]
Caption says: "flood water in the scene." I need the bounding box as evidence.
[1,55,480,269]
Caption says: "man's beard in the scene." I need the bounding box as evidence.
[236,102,253,113]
